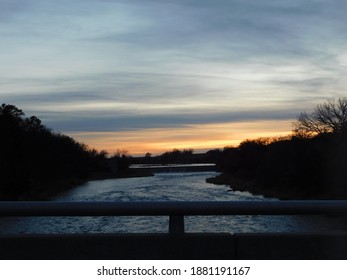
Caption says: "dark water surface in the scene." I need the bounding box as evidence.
[1,172,346,234]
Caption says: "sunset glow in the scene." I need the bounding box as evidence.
[69,120,294,156]
[1,1,347,156]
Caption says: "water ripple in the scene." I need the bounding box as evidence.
[1,172,347,234]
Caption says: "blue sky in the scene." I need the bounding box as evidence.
[1,0,347,155]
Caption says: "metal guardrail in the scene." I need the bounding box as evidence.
[1,201,347,234]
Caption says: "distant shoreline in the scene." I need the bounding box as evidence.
[130,163,216,173]
[206,173,324,200]
[22,169,154,201]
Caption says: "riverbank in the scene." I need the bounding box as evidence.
[17,165,215,201]
[206,173,318,200]
[19,169,154,201]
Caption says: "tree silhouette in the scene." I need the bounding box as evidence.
[208,98,347,199]
[0,103,24,119]
[0,104,110,200]
[293,97,347,136]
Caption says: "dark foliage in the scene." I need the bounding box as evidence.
[130,148,214,165]
[0,104,109,200]
[207,98,347,199]
[211,132,347,199]
[159,149,194,164]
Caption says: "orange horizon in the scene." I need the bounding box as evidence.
[68,119,294,156]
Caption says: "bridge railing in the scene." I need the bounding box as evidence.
[1,201,347,234]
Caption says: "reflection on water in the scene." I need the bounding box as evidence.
[0,172,347,234]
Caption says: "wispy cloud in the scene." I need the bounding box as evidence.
[1,0,347,153]
[70,119,294,155]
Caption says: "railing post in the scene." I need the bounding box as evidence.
[169,215,184,235]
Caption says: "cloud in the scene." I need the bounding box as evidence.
[33,106,297,133]
[1,0,347,153]
[69,119,294,155]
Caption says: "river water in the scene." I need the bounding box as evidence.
[0,171,346,234]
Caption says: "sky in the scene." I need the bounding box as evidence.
[1,0,347,155]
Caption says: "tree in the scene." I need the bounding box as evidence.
[0,103,111,200]
[113,149,128,158]
[0,103,24,119]
[145,152,152,158]
[293,97,347,136]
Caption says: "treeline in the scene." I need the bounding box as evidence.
[131,148,214,165]
[0,104,111,200]
[208,98,347,199]
[207,134,347,199]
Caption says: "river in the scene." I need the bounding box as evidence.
[0,171,346,234]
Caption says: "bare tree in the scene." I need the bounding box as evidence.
[293,97,347,136]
